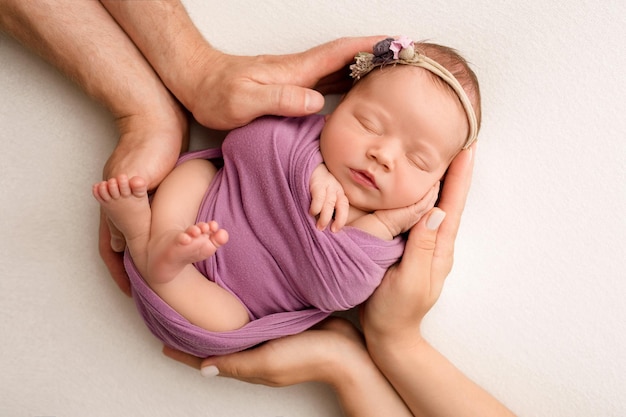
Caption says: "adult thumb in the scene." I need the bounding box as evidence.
[256,84,325,118]
[398,209,446,280]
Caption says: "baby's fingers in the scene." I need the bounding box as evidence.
[330,193,349,232]
[309,190,325,217]
[316,196,337,230]
[415,182,440,214]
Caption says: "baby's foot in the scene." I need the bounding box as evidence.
[93,175,151,249]
[147,221,229,284]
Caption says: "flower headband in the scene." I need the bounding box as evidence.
[350,36,478,149]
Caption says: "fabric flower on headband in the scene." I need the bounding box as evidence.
[390,36,416,60]
[350,36,420,80]
[349,36,479,150]
[369,36,415,65]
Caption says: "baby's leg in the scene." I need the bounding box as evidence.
[148,220,227,284]
[93,175,151,266]
[143,158,250,331]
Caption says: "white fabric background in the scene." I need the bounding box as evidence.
[1,1,625,415]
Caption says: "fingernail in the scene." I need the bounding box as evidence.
[110,236,126,252]
[305,92,324,112]
[201,365,219,377]
[426,210,446,230]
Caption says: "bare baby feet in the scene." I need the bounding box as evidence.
[93,175,151,250]
[147,221,229,284]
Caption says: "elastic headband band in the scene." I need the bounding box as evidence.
[349,37,478,149]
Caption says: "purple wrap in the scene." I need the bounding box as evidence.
[126,115,405,357]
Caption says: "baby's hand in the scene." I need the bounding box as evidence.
[374,182,440,237]
[309,164,349,232]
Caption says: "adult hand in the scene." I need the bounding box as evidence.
[184,36,385,130]
[163,317,413,417]
[361,144,476,344]
[99,102,189,295]
[360,144,515,417]
[101,2,383,130]
[162,318,362,386]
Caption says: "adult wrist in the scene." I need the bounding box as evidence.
[99,0,218,115]
[365,326,426,366]
[176,43,225,116]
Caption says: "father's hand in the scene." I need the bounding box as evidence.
[188,36,385,130]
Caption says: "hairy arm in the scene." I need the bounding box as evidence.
[0,0,179,125]
[100,0,384,129]
[1,0,187,293]
[99,0,211,116]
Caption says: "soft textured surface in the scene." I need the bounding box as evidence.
[1,0,625,416]
[127,116,403,357]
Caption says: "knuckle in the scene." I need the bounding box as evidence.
[275,85,298,114]
[414,238,437,251]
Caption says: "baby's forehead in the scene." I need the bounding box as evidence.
[355,64,429,84]
[349,65,451,102]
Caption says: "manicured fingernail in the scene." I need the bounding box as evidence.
[201,365,219,377]
[426,210,446,230]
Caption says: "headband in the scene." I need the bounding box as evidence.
[349,37,478,149]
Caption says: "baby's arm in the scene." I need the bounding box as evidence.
[352,182,440,240]
[309,164,349,232]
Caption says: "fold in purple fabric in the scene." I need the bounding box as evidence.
[126,115,405,357]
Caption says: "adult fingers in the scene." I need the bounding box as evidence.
[234,36,386,119]
[98,210,131,296]
[436,144,476,256]
[199,319,356,387]
[245,83,326,119]
[395,209,447,300]
[314,68,353,96]
[162,345,203,370]
[200,347,275,385]
[304,36,386,94]
[298,36,386,80]
[161,344,277,385]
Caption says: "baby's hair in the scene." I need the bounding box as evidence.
[415,42,482,132]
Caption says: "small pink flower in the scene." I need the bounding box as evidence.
[390,36,414,59]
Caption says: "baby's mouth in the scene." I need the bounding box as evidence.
[350,169,378,189]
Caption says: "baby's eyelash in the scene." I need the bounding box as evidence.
[357,117,381,135]
[408,154,428,171]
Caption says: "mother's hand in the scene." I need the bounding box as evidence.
[361,144,476,345]
[163,318,360,386]
[164,317,414,417]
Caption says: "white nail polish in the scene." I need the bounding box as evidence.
[201,365,219,377]
[426,210,446,230]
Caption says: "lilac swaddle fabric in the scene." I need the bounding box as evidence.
[126,115,405,357]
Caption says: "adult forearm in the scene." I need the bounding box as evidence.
[368,337,516,417]
[329,346,413,417]
[100,0,217,113]
[0,0,171,118]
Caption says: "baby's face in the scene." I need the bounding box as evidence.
[320,66,468,212]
